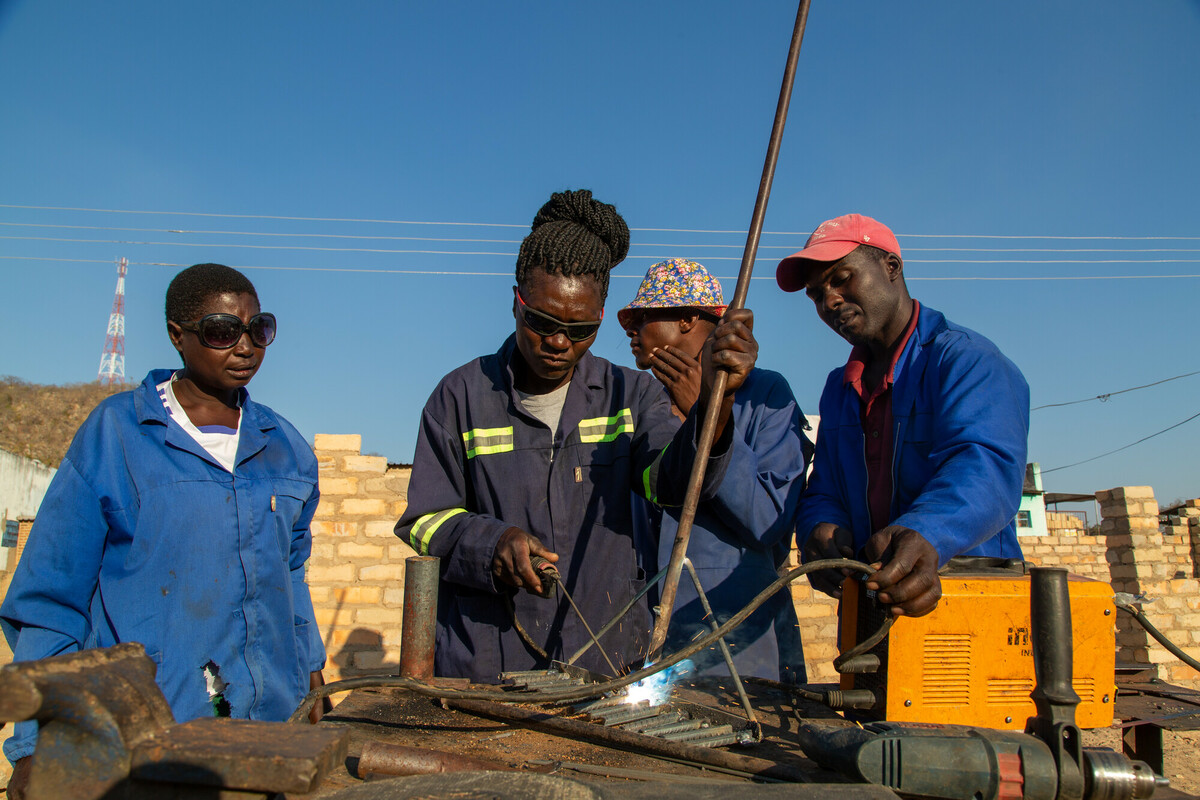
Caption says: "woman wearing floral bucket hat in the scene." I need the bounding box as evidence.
[620,258,814,683]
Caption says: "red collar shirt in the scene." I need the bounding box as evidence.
[842,301,920,534]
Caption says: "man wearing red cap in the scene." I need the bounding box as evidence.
[777,214,1029,617]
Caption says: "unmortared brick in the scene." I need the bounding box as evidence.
[314,434,362,453]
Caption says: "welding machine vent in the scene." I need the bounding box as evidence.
[920,634,971,706]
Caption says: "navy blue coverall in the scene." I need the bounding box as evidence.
[395,335,732,681]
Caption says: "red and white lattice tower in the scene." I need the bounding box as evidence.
[97,257,128,386]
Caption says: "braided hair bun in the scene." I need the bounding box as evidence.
[516,189,630,301]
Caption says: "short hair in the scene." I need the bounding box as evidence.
[515,189,630,302]
[165,263,258,323]
[857,244,892,265]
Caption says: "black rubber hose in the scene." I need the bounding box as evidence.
[1116,603,1200,673]
[289,557,884,722]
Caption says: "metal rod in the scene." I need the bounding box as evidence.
[683,559,761,739]
[567,566,667,665]
[648,0,813,661]
[556,580,619,676]
[358,741,517,778]
[446,697,811,783]
[398,556,440,681]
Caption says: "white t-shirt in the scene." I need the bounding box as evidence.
[156,374,242,472]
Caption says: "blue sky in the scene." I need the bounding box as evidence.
[1,1,1198,510]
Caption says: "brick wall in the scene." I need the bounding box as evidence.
[309,434,414,681]
[308,438,1199,690]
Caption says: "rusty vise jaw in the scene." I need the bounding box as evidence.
[0,642,175,799]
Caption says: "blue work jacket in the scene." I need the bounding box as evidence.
[1,370,324,764]
[796,304,1029,565]
[395,336,732,682]
[641,368,813,683]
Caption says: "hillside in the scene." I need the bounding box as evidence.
[0,376,128,467]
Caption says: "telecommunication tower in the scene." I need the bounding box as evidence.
[97,257,128,386]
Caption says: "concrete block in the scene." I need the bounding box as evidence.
[338,542,385,560]
[384,587,405,606]
[364,520,400,538]
[1095,490,1113,503]
[793,602,834,619]
[342,455,388,474]
[389,543,418,561]
[354,607,402,626]
[314,434,362,453]
[341,498,388,516]
[319,477,358,495]
[337,585,384,605]
[308,563,355,583]
[385,470,412,494]
[353,650,387,670]
[358,564,407,581]
[1112,486,1156,501]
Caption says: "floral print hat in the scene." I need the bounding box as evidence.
[618,258,727,329]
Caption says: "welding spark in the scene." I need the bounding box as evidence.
[623,658,695,707]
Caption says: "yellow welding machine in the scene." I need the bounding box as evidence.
[838,559,1116,730]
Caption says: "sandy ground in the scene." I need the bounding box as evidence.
[1083,725,1200,797]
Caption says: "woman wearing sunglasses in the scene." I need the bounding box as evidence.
[397,190,759,682]
[2,264,326,794]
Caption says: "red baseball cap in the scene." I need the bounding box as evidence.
[776,213,902,293]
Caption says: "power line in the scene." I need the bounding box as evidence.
[4,254,1200,282]
[3,203,1199,240]
[1033,370,1200,410]
[5,235,1200,265]
[4,221,1200,253]
[1041,410,1200,475]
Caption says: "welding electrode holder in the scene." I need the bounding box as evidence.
[529,555,559,599]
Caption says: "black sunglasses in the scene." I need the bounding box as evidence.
[516,290,603,342]
[176,312,277,349]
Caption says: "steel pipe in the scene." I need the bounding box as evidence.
[399,556,440,681]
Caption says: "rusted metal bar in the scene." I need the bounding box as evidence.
[357,740,518,778]
[447,697,811,783]
[399,556,440,680]
[649,0,814,661]
[130,717,348,793]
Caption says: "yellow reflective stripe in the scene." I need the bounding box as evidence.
[643,444,668,504]
[409,507,467,554]
[461,426,514,459]
[578,409,634,444]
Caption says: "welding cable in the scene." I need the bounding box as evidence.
[1114,601,1200,674]
[504,593,551,663]
[289,558,887,722]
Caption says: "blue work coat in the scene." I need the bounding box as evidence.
[796,305,1029,564]
[1,370,324,764]
[395,336,732,682]
[641,368,813,683]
